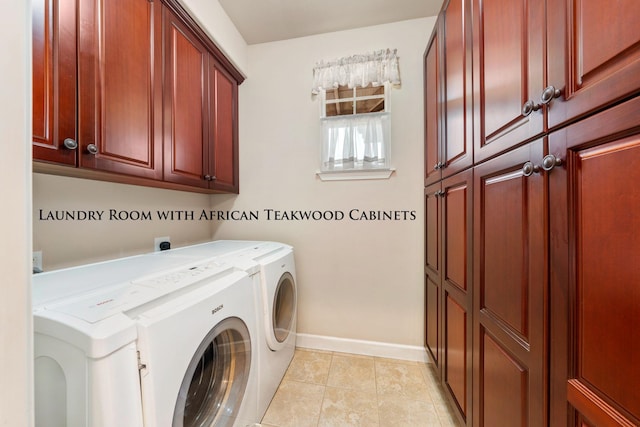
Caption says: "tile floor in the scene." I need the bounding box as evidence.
[260,348,461,427]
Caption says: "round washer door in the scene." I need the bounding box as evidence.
[173,317,251,427]
[269,272,296,350]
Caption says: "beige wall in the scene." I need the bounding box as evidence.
[211,17,436,347]
[33,175,214,270]
[179,0,249,76]
[0,1,33,425]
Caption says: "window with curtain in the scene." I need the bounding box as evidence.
[312,49,400,174]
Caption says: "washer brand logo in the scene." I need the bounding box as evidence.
[211,304,224,315]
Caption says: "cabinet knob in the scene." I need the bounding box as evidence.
[541,154,562,171]
[540,85,562,105]
[63,138,78,150]
[522,100,541,117]
[522,161,540,177]
[433,163,440,171]
[86,143,98,155]
[204,175,212,181]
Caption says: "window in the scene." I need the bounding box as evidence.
[320,84,390,172]
[312,49,400,179]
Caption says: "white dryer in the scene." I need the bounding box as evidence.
[33,254,260,427]
[225,242,297,418]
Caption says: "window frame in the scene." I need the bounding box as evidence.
[317,83,395,181]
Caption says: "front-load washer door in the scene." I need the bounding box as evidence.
[268,272,296,350]
[173,317,251,427]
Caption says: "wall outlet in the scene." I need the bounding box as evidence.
[154,236,170,252]
[33,251,43,272]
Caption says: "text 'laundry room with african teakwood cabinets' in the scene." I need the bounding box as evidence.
[0,0,638,426]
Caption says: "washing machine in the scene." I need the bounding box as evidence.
[32,253,260,427]
[160,241,298,418]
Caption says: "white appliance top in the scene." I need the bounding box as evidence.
[33,251,243,358]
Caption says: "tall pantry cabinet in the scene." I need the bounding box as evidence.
[424,0,640,426]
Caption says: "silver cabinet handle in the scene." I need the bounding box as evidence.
[540,85,562,105]
[542,154,562,171]
[86,144,98,155]
[63,138,78,150]
[522,100,541,117]
[522,161,540,177]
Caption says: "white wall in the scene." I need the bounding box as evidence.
[33,175,214,270]
[179,0,249,76]
[211,17,436,347]
[0,1,33,425]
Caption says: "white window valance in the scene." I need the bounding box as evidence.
[311,49,400,94]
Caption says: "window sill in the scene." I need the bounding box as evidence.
[316,168,395,181]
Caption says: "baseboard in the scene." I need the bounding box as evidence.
[295,333,432,364]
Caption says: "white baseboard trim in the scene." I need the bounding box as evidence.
[295,333,432,364]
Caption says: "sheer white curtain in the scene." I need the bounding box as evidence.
[312,49,400,94]
[321,112,390,170]
[314,49,399,171]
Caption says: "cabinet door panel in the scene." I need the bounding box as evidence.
[481,332,528,426]
[425,183,442,368]
[163,10,208,188]
[441,170,473,424]
[473,0,544,162]
[426,275,440,365]
[473,140,546,426]
[442,0,472,178]
[425,185,442,279]
[424,29,441,186]
[547,0,640,129]
[32,0,76,166]
[443,173,471,292]
[78,0,162,178]
[209,63,238,193]
[549,97,640,427]
[446,294,467,417]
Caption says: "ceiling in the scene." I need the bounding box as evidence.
[218,0,444,45]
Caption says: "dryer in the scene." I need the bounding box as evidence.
[227,242,297,418]
[33,254,260,427]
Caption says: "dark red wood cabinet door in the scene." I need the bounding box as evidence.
[209,62,239,193]
[32,0,77,166]
[77,0,162,179]
[441,0,472,180]
[549,97,640,427]
[424,28,441,187]
[472,0,545,163]
[163,9,208,188]
[547,0,640,130]
[442,169,473,424]
[425,183,443,368]
[473,140,547,426]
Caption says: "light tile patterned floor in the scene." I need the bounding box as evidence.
[260,348,461,427]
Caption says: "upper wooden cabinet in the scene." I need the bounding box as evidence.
[32,0,242,194]
[424,0,473,186]
[162,8,240,193]
[163,9,210,189]
[77,0,163,180]
[472,0,545,163]
[208,61,239,193]
[32,0,76,166]
[547,0,640,130]
[424,28,441,186]
[473,0,640,163]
